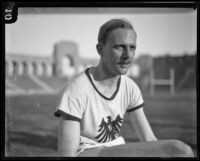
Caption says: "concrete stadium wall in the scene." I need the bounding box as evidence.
[6,55,53,77]
[53,41,80,77]
[5,41,81,78]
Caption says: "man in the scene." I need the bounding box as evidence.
[54,18,194,157]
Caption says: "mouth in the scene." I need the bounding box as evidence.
[117,61,130,68]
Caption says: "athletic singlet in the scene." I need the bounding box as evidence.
[54,68,145,154]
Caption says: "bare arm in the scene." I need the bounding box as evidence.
[127,107,158,142]
[58,118,80,156]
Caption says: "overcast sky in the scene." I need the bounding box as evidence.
[5,8,197,59]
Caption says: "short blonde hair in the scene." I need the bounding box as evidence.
[98,18,136,45]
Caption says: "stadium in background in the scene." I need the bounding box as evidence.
[5,40,196,96]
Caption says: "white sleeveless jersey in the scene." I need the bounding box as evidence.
[54,68,145,154]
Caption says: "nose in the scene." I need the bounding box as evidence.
[121,47,132,60]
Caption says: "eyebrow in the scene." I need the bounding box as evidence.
[130,44,136,49]
[115,44,136,49]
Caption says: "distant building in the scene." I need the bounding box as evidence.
[6,54,54,77]
[5,41,99,78]
[53,41,80,77]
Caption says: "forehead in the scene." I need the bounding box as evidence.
[106,28,137,44]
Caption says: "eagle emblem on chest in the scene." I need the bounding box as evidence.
[95,114,123,143]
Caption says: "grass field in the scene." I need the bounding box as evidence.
[5,91,197,157]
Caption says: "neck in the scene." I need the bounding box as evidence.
[91,61,120,82]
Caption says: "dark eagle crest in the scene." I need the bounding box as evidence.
[95,114,123,143]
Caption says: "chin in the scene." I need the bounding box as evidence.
[119,71,128,75]
[117,69,128,75]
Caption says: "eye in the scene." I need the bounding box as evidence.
[114,45,124,50]
[130,45,136,51]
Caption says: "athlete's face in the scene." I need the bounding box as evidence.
[99,28,137,76]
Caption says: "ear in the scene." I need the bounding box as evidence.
[96,44,104,57]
